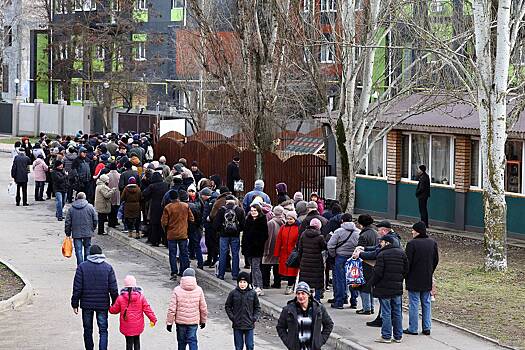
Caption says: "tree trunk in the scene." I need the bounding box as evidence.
[255,147,264,181]
[335,118,350,211]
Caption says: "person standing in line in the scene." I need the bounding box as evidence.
[242,180,271,213]
[121,177,142,238]
[226,156,241,195]
[355,214,379,315]
[109,275,157,350]
[276,281,334,350]
[32,154,48,201]
[274,211,300,295]
[200,187,218,268]
[11,147,31,206]
[71,245,119,350]
[65,192,98,265]
[415,165,431,228]
[403,222,439,336]
[262,205,285,289]
[142,172,169,246]
[242,204,269,296]
[370,235,409,344]
[106,162,121,228]
[94,174,117,236]
[297,218,326,301]
[51,160,68,221]
[225,272,261,350]
[166,268,208,350]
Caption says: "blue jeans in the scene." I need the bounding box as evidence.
[73,237,91,266]
[82,309,108,350]
[360,291,372,311]
[233,329,254,350]
[408,290,432,333]
[176,324,198,350]
[219,236,240,279]
[168,239,189,276]
[333,255,349,307]
[189,229,204,267]
[55,192,66,219]
[379,296,403,340]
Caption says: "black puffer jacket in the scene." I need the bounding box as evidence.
[405,234,439,291]
[141,172,169,224]
[51,168,68,193]
[225,286,261,330]
[299,211,328,235]
[357,226,379,293]
[371,245,409,298]
[298,228,326,289]
[242,215,269,257]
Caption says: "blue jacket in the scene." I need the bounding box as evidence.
[359,231,401,261]
[65,199,98,238]
[71,254,118,311]
[242,185,271,213]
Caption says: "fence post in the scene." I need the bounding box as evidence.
[58,99,66,136]
[83,100,93,135]
[12,96,24,137]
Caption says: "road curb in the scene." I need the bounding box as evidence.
[107,228,366,350]
[0,259,33,313]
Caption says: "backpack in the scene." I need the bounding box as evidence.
[222,205,239,234]
[345,258,365,287]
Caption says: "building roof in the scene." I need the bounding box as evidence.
[284,136,324,154]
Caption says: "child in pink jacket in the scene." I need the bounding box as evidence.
[166,268,208,349]
[109,275,157,350]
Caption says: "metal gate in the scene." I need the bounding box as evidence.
[0,102,13,134]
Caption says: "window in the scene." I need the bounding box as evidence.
[75,45,83,59]
[95,46,105,60]
[56,85,64,100]
[57,43,68,60]
[136,0,147,10]
[55,0,68,13]
[75,0,96,11]
[320,0,336,12]
[431,135,452,184]
[505,141,523,193]
[401,134,409,178]
[517,46,525,66]
[74,84,83,102]
[174,89,191,110]
[112,0,120,11]
[320,33,335,63]
[4,26,12,47]
[411,134,429,181]
[171,0,183,8]
[134,42,146,60]
[303,0,310,12]
[1,65,8,93]
[357,130,386,177]
[355,0,363,10]
[429,0,444,13]
[470,139,481,187]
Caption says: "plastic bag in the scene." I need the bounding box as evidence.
[62,237,73,258]
[345,258,365,287]
[7,182,16,197]
[234,180,244,192]
[117,202,125,220]
[200,236,207,254]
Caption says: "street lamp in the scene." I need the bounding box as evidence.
[14,78,20,96]
[103,82,111,132]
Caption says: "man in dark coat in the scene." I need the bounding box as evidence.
[142,172,169,246]
[118,161,140,192]
[226,156,241,195]
[404,221,439,336]
[276,281,334,350]
[71,245,118,350]
[11,148,31,206]
[201,187,218,267]
[299,201,328,235]
[51,160,68,221]
[370,235,409,344]
[415,164,431,227]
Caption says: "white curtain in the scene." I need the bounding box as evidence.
[411,134,429,180]
[431,136,451,184]
[368,132,384,176]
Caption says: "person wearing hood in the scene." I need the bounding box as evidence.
[32,154,48,201]
[297,218,326,301]
[187,184,205,269]
[298,201,328,235]
[106,162,121,228]
[65,192,98,265]
[95,174,117,235]
[109,275,157,350]
[11,147,31,206]
[242,180,271,213]
[225,272,261,350]
[121,177,142,238]
[404,221,439,337]
[32,142,46,160]
[322,202,342,221]
[355,214,379,315]
[276,281,334,350]
[274,211,300,295]
[295,200,308,223]
[327,214,360,309]
[142,172,169,246]
[64,147,78,203]
[71,245,119,350]
[262,205,285,289]
[51,160,68,221]
[242,204,269,296]
[275,182,290,205]
[166,268,208,349]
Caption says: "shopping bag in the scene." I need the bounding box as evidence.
[62,237,73,258]
[234,180,244,192]
[200,236,207,254]
[345,258,365,287]
[286,247,300,268]
[117,202,125,220]
[7,182,16,197]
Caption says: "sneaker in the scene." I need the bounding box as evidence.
[393,338,402,343]
[422,329,431,336]
[375,337,392,343]
[403,329,418,335]
[285,286,294,295]
[330,304,344,309]
[57,217,63,221]
[349,305,358,309]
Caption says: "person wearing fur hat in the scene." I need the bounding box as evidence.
[275,182,290,205]
[276,281,334,350]
[166,268,208,349]
[404,221,439,336]
[109,275,157,350]
[274,211,300,295]
[297,218,326,301]
[262,205,285,289]
[94,174,117,235]
[225,272,261,350]
[121,177,142,238]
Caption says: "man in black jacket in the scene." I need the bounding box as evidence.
[415,165,431,227]
[404,221,439,336]
[276,281,334,350]
[226,156,241,195]
[11,148,31,206]
[370,235,409,344]
[51,160,68,221]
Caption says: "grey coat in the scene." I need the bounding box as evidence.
[327,222,360,258]
[65,199,98,238]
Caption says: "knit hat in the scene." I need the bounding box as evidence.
[179,190,189,202]
[419,164,427,172]
[187,184,197,193]
[412,221,427,236]
[159,156,166,164]
[124,275,137,288]
[273,205,285,217]
[275,182,287,194]
[295,281,311,296]
[169,190,179,200]
[310,218,322,230]
[78,147,87,153]
[237,271,251,284]
[295,201,308,216]
[89,245,102,255]
[380,235,396,245]
[293,192,304,202]
[128,177,136,184]
[286,211,298,220]
[183,268,195,277]
[99,174,110,184]
[199,187,213,196]
[306,201,318,211]
[219,186,230,194]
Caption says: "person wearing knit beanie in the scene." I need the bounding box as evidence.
[293,192,304,204]
[183,267,195,277]
[306,201,318,213]
[124,275,137,288]
[285,210,298,221]
[295,200,308,217]
[309,218,322,230]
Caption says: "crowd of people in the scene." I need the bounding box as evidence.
[9,132,440,349]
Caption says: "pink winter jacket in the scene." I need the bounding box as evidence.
[166,276,208,325]
[109,288,157,336]
[32,158,48,182]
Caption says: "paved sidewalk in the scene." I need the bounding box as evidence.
[107,228,512,350]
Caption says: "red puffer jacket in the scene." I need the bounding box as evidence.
[109,288,157,336]
[274,223,300,277]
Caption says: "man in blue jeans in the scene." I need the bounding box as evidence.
[370,235,409,343]
[71,245,118,350]
[51,159,68,221]
[65,192,98,265]
[213,195,245,280]
[404,221,439,336]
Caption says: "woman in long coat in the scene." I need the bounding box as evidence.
[142,172,169,246]
[242,204,268,295]
[262,205,285,289]
[298,218,326,301]
[273,211,300,295]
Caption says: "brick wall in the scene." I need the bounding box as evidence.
[387,130,402,184]
[454,135,471,192]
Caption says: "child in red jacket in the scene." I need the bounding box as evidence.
[109,275,157,349]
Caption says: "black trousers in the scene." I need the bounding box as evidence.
[97,213,108,234]
[418,197,429,227]
[125,217,141,233]
[125,335,140,350]
[204,226,218,264]
[108,205,119,227]
[46,180,53,199]
[16,182,28,205]
[261,264,281,287]
[35,181,45,200]
[149,223,162,246]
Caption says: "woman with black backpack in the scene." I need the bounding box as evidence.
[242,203,269,296]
